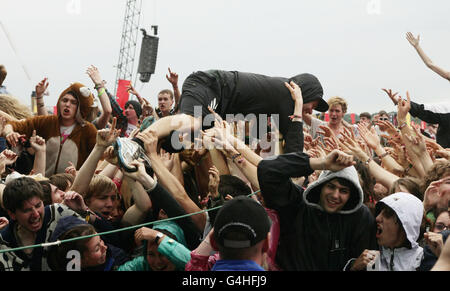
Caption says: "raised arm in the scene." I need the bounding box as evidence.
[166,67,181,109]
[71,118,120,196]
[86,65,112,129]
[29,130,46,176]
[35,78,50,116]
[137,130,206,233]
[406,32,450,81]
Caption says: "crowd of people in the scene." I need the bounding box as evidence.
[0,32,449,272]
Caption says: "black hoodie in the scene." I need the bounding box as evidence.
[257,152,377,271]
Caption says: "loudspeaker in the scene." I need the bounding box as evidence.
[137,32,159,83]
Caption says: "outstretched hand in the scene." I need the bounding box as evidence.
[406,32,420,48]
[96,117,120,147]
[284,81,303,103]
[166,67,179,86]
[382,88,399,105]
[323,149,356,172]
[35,78,49,98]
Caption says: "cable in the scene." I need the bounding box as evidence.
[0,190,261,254]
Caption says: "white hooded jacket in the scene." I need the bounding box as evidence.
[376,192,424,271]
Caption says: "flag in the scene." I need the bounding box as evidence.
[116,79,131,110]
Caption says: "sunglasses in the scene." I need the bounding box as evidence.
[434,223,449,232]
[379,118,389,121]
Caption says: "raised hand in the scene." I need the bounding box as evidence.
[86,65,103,86]
[35,78,49,98]
[406,32,420,48]
[284,81,303,103]
[65,161,77,177]
[136,130,159,156]
[382,88,399,105]
[63,191,88,213]
[208,165,220,199]
[323,149,355,172]
[166,67,179,87]
[424,232,444,258]
[397,92,412,122]
[29,130,46,152]
[0,217,9,231]
[358,123,381,150]
[96,117,120,147]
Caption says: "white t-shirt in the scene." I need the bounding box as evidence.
[125,123,138,137]
[60,124,76,144]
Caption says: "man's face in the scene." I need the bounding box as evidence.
[86,191,118,219]
[437,175,450,210]
[427,124,438,135]
[81,235,108,268]
[158,93,174,114]
[50,184,65,204]
[8,196,45,233]
[378,114,389,131]
[303,100,319,115]
[359,116,371,127]
[328,104,345,126]
[59,94,78,123]
[146,240,176,271]
[375,208,406,249]
[124,104,137,121]
[319,179,351,213]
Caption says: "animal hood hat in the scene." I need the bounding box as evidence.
[58,82,94,126]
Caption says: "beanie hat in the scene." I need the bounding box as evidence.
[213,196,271,249]
[49,215,87,242]
[58,82,94,125]
[289,73,328,112]
[125,100,142,118]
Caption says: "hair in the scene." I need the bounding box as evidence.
[47,224,97,271]
[0,65,6,86]
[38,180,53,206]
[378,110,388,117]
[218,175,252,198]
[355,160,376,214]
[3,177,44,212]
[49,173,74,192]
[327,96,347,113]
[207,175,252,225]
[390,177,423,200]
[377,204,411,248]
[421,160,450,193]
[85,175,117,202]
[0,94,34,120]
[359,112,371,120]
[158,89,174,100]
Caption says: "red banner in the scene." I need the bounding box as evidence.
[116,79,131,110]
[351,113,355,124]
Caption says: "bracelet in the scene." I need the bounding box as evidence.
[94,83,104,90]
[97,87,106,97]
[404,163,413,175]
[398,122,408,130]
[379,152,389,159]
[231,153,242,162]
[289,114,303,122]
[364,157,372,166]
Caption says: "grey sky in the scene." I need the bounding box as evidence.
[1,0,449,115]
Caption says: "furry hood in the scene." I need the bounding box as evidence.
[303,166,364,214]
[57,82,94,126]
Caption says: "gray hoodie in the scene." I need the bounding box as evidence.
[303,166,364,215]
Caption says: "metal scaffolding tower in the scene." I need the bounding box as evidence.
[114,0,143,96]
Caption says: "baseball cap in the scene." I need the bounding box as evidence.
[213,196,271,249]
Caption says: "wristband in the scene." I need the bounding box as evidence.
[97,87,106,97]
[289,114,303,122]
[231,153,242,162]
[398,122,408,130]
[154,232,164,244]
[94,83,104,90]
[364,157,372,166]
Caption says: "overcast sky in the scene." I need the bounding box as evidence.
[1,0,449,115]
